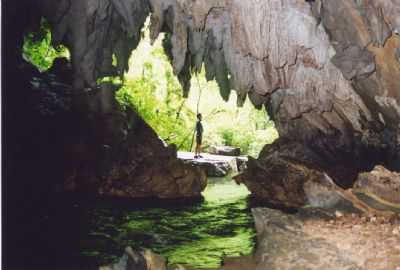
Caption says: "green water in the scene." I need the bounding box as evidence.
[81,177,255,268]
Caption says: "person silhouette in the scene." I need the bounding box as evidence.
[194,113,203,158]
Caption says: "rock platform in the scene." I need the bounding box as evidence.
[178,152,248,177]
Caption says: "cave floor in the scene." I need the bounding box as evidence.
[302,213,400,270]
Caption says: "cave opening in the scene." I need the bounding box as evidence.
[6,1,400,270]
[22,17,279,159]
[117,25,279,158]
[18,17,280,269]
[2,0,400,270]
[80,25,276,269]
[80,28,279,268]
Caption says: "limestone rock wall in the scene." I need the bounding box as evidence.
[5,0,207,201]
[33,0,400,203]
[252,207,400,269]
[39,0,150,90]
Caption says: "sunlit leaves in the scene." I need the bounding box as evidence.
[22,19,69,72]
[118,28,278,155]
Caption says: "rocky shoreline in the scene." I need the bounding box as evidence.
[102,206,400,270]
[101,165,400,270]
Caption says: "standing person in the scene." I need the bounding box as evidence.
[195,113,204,158]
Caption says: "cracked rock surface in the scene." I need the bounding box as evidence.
[31,0,400,203]
[252,207,400,270]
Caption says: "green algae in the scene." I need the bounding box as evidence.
[82,177,255,268]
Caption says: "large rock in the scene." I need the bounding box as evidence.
[252,207,400,270]
[252,208,360,270]
[235,140,326,208]
[236,142,399,214]
[353,165,400,209]
[23,71,208,200]
[178,152,238,177]
[61,110,208,199]
[208,146,241,157]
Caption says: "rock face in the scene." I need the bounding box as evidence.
[235,140,323,208]
[252,208,400,270]
[237,146,400,214]
[9,62,207,200]
[233,0,400,201]
[30,0,400,206]
[5,1,400,268]
[6,0,400,208]
[39,0,150,90]
[63,112,208,199]
[252,208,360,270]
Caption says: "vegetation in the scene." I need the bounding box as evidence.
[118,31,278,157]
[22,19,69,72]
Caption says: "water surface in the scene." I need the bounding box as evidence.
[81,177,255,268]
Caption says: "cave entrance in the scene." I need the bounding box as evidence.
[93,26,279,268]
[22,18,279,160]
[20,19,278,269]
[118,26,279,160]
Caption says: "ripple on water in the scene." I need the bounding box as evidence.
[81,177,256,268]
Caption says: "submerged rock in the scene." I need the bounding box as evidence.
[100,247,166,270]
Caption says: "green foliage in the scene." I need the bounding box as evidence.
[116,60,195,150]
[217,126,278,157]
[220,130,234,146]
[21,17,278,156]
[22,19,69,72]
[117,30,279,157]
[188,73,278,157]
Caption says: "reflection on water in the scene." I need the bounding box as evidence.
[81,177,255,268]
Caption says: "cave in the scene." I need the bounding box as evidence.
[3,1,400,270]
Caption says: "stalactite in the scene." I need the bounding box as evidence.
[36,0,399,204]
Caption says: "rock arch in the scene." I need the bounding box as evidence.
[5,0,400,205]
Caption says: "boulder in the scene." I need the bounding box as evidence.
[252,207,400,270]
[236,143,398,215]
[60,110,208,199]
[234,141,322,208]
[252,208,360,270]
[353,166,400,209]
[178,152,238,177]
[209,146,241,157]
[198,161,231,177]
